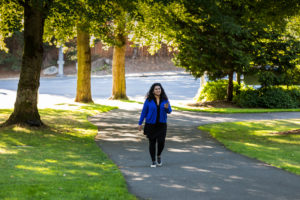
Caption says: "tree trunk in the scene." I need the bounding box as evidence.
[194,73,206,102]
[237,72,241,85]
[236,72,241,95]
[227,70,234,102]
[3,4,44,126]
[110,33,128,100]
[75,22,93,103]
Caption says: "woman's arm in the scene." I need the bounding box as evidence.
[164,100,172,114]
[138,100,149,125]
[138,125,143,131]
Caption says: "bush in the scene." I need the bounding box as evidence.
[234,86,300,108]
[285,87,300,107]
[0,32,23,71]
[197,79,241,102]
[259,88,297,108]
[233,88,260,108]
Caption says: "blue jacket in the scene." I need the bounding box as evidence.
[139,99,172,125]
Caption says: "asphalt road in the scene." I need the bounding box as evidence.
[0,73,200,101]
[92,107,300,200]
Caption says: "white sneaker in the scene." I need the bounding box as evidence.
[150,161,157,168]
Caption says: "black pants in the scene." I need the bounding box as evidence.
[148,135,165,162]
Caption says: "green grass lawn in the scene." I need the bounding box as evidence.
[173,106,300,113]
[199,119,300,175]
[120,99,143,104]
[0,104,136,200]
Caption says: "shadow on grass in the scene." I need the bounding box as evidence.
[0,107,136,199]
[198,119,300,175]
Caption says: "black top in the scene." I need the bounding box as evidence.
[156,102,160,124]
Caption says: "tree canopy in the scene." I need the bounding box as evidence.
[135,0,300,101]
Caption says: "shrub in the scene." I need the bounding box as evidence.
[233,87,260,108]
[285,87,300,107]
[259,87,297,108]
[197,79,240,102]
[234,86,300,108]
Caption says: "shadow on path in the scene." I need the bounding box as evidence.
[90,108,300,200]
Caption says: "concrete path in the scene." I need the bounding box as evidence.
[90,103,300,200]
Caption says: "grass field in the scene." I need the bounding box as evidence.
[0,104,136,200]
[199,119,300,175]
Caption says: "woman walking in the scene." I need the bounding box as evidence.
[138,83,172,168]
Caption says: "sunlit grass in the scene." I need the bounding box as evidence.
[199,119,300,175]
[174,106,300,113]
[120,99,143,104]
[0,105,136,200]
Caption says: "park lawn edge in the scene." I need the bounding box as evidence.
[198,119,300,175]
[0,104,137,200]
[173,105,300,113]
[119,99,300,113]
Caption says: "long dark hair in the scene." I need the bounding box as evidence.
[146,83,168,101]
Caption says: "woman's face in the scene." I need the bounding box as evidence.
[153,85,161,96]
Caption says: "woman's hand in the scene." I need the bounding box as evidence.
[138,125,143,131]
[164,103,169,109]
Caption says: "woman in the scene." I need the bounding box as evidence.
[138,83,172,168]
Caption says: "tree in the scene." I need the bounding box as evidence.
[252,33,300,87]
[73,1,112,102]
[0,0,55,126]
[137,0,253,101]
[75,20,93,102]
[44,0,138,101]
[136,0,300,101]
[95,0,158,100]
[261,15,300,86]
[96,2,134,100]
[110,9,128,100]
[95,0,174,100]
[44,1,111,103]
[0,0,106,126]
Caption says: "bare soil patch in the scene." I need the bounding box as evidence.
[187,100,241,108]
[0,67,20,79]
[271,129,300,135]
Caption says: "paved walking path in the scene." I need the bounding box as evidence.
[90,103,300,200]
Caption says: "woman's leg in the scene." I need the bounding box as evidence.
[157,135,166,157]
[148,137,156,162]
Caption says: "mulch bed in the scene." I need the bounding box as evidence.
[187,100,241,108]
[270,129,300,135]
